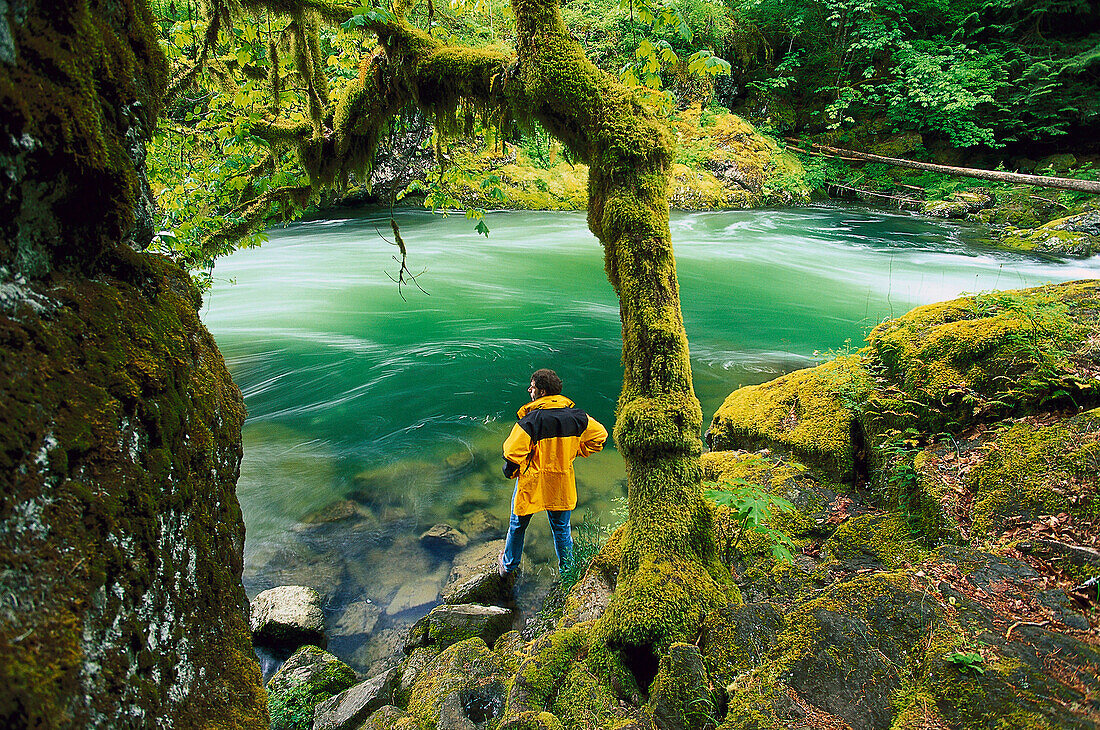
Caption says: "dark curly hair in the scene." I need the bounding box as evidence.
[530,368,563,396]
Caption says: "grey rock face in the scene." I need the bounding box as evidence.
[442,539,514,607]
[422,604,516,652]
[312,667,399,730]
[251,585,327,650]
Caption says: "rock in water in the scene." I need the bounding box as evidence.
[458,509,505,542]
[420,523,470,551]
[267,645,357,696]
[410,604,515,652]
[442,539,515,607]
[266,645,357,728]
[251,585,327,650]
[332,599,383,639]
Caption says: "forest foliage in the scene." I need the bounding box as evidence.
[145,0,1099,278]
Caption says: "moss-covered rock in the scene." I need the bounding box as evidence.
[772,572,937,730]
[822,513,926,570]
[267,646,357,730]
[707,355,873,482]
[0,252,266,728]
[405,637,510,729]
[699,602,785,688]
[865,280,1100,435]
[967,410,1099,536]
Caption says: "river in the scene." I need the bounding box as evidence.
[202,206,1100,674]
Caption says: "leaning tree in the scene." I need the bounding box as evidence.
[175,0,734,690]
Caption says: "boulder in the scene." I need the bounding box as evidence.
[442,539,515,607]
[699,602,785,686]
[359,705,413,729]
[266,646,357,730]
[332,599,382,639]
[405,639,510,730]
[921,199,970,219]
[250,585,327,650]
[409,604,516,653]
[396,646,442,700]
[267,645,357,696]
[865,281,1100,434]
[706,355,873,483]
[459,509,505,542]
[312,667,399,730]
[420,523,470,551]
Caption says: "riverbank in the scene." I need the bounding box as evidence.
[260,279,1100,729]
[334,108,1100,259]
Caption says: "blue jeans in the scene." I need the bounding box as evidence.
[502,485,573,575]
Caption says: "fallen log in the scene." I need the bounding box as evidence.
[785,140,1100,195]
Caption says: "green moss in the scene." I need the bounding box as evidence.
[866,281,1100,434]
[715,674,786,730]
[405,637,507,729]
[708,355,873,482]
[267,647,357,730]
[968,409,1100,538]
[1,0,167,274]
[0,251,264,727]
[773,572,925,670]
[823,513,927,568]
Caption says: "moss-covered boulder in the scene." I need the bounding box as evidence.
[707,355,873,482]
[267,646,357,730]
[404,637,510,729]
[866,280,1100,434]
[0,253,266,728]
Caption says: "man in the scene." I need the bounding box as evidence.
[500,368,607,578]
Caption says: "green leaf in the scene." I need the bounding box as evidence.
[475,219,490,236]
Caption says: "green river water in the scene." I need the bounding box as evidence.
[203,206,1100,673]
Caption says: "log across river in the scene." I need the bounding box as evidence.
[202,206,1100,676]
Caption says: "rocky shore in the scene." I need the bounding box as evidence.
[256,280,1099,729]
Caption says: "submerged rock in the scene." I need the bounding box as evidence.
[420,523,470,551]
[250,585,327,650]
[386,564,448,616]
[332,599,383,639]
[459,509,505,543]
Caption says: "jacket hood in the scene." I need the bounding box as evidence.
[517,394,575,418]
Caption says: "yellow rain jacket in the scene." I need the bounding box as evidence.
[502,394,607,516]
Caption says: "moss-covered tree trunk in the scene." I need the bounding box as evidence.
[508,0,729,659]
[237,0,733,684]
